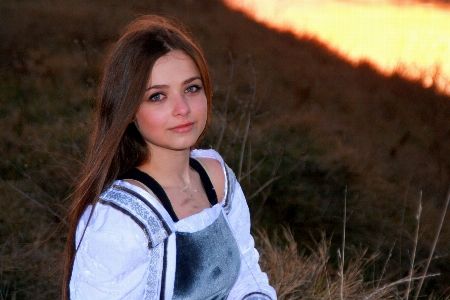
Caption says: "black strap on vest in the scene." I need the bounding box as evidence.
[189,158,218,206]
[118,158,218,222]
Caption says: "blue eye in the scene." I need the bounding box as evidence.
[149,93,164,102]
[186,85,201,93]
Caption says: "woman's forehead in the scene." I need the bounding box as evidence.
[148,50,201,86]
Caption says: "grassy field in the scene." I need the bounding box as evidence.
[1,0,450,298]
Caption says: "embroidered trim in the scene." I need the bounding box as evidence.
[142,241,165,300]
[99,185,172,248]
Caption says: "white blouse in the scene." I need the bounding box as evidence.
[70,149,277,300]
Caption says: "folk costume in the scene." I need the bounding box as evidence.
[70,149,276,300]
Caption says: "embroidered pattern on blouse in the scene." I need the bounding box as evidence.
[99,185,171,248]
[143,241,165,300]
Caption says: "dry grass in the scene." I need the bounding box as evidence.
[258,229,381,299]
[256,228,447,300]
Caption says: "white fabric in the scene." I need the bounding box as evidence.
[175,202,222,233]
[70,149,277,300]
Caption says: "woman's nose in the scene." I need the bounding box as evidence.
[172,93,190,116]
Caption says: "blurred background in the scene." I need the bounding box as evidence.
[1,0,449,298]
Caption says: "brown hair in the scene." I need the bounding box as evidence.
[62,15,212,299]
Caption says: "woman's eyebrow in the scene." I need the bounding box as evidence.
[146,76,202,91]
[146,84,168,91]
[183,76,202,85]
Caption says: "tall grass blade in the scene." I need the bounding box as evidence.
[414,187,450,300]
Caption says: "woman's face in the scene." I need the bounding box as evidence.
[134,50,208,153]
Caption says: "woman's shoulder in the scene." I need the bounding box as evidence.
[76,202,147,246]
[190,149,224,165]
[76,183,175,248]
[191,149,226,202]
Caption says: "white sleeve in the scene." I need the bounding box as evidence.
[225,177,277,300]
[69,204,156,300]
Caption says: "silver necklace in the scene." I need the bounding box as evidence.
[180,175,199,198]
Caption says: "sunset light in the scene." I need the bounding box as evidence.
[225,0,450,94]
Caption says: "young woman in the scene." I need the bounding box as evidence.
[63,15,276,300]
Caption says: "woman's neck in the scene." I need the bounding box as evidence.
[138,147,193,189]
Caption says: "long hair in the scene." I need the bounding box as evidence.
[62,15,212,299]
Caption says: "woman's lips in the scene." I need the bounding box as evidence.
[170,122,194,133]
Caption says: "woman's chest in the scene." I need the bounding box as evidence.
[165,187,211,220]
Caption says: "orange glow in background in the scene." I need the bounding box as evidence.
[225,0,450,94]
